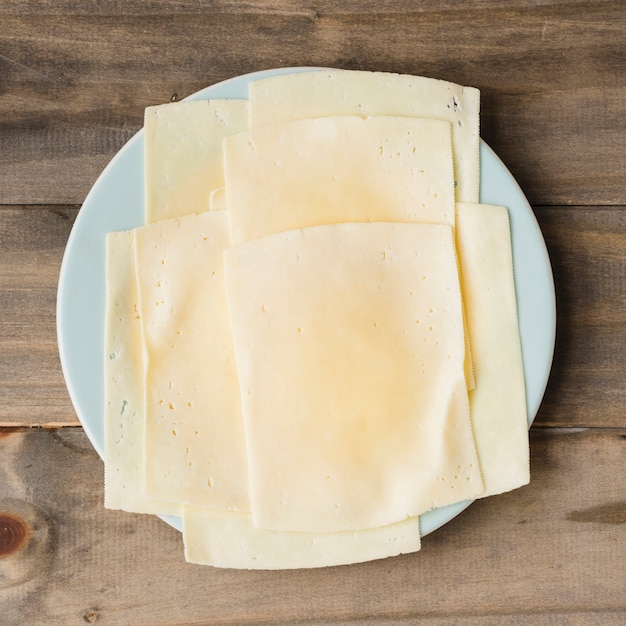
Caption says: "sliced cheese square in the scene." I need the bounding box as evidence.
[456,203,529,496]
[224,114,473,390]
[224,221,483,533]
[182,506,421,570]
[144,99,248,223]
[249,69,480,203]
[134,211,249,509]
[224,115,455,245]
[104,231,181,516]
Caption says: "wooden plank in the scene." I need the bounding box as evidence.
[3,205,625,428]
[534,207,626,427]
[482,87,626,206]
[0,0,618,16]
[0,2,624,205]
[0,427,624,624]
[0,207,79,426]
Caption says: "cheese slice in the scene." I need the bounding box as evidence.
[134,211,249,509]
[224,115,473,389]
[456,203,529,496]
[249,69,480,203]
[224,115,455,245]
[182,506,421,570]
[104,231,181,516]
[144,99,248,223]
[224,222,483,532]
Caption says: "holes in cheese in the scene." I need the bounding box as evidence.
[223,221,483,533]
[224,115,455,245]
[134,212,249,509]
[248,69,480,203]
[144,99,248,223]
[456,203,529,497]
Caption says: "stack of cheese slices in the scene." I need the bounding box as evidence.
[104,69,529,569]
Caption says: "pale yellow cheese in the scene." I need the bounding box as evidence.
[144,100,248,223]
[224,114,474,389]
[134,212,249,509]
[104,231,181,516]
[209,186,227,211]
[102,72,529,568]
[224,115,455,245]
[182,506,420,570]
[224,222,483,532]
[456,203,529,496]
[249,69,480,203]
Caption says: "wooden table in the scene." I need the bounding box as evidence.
[1,2,625,624]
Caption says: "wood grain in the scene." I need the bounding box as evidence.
[1,0,617,15]
[3,205,625,429]
[0,427,624,625]
[0,1,624,205]
[534,207,626,428]
[0,207,78,426]
[1,3,624,622]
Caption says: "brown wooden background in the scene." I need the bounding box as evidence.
[1,1,625,624]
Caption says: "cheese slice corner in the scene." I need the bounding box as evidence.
[144,99,248,223]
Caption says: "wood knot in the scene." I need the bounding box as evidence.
[83,608,100,623]
[0,513,29,557]
[0,500,54,589]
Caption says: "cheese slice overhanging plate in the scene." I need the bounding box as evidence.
[224,221,483,533]
[248,68,480,203]
[182,506,421,570]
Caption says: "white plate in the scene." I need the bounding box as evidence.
[57,67,556,537]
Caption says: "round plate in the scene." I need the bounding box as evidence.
[57,67,556,536]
